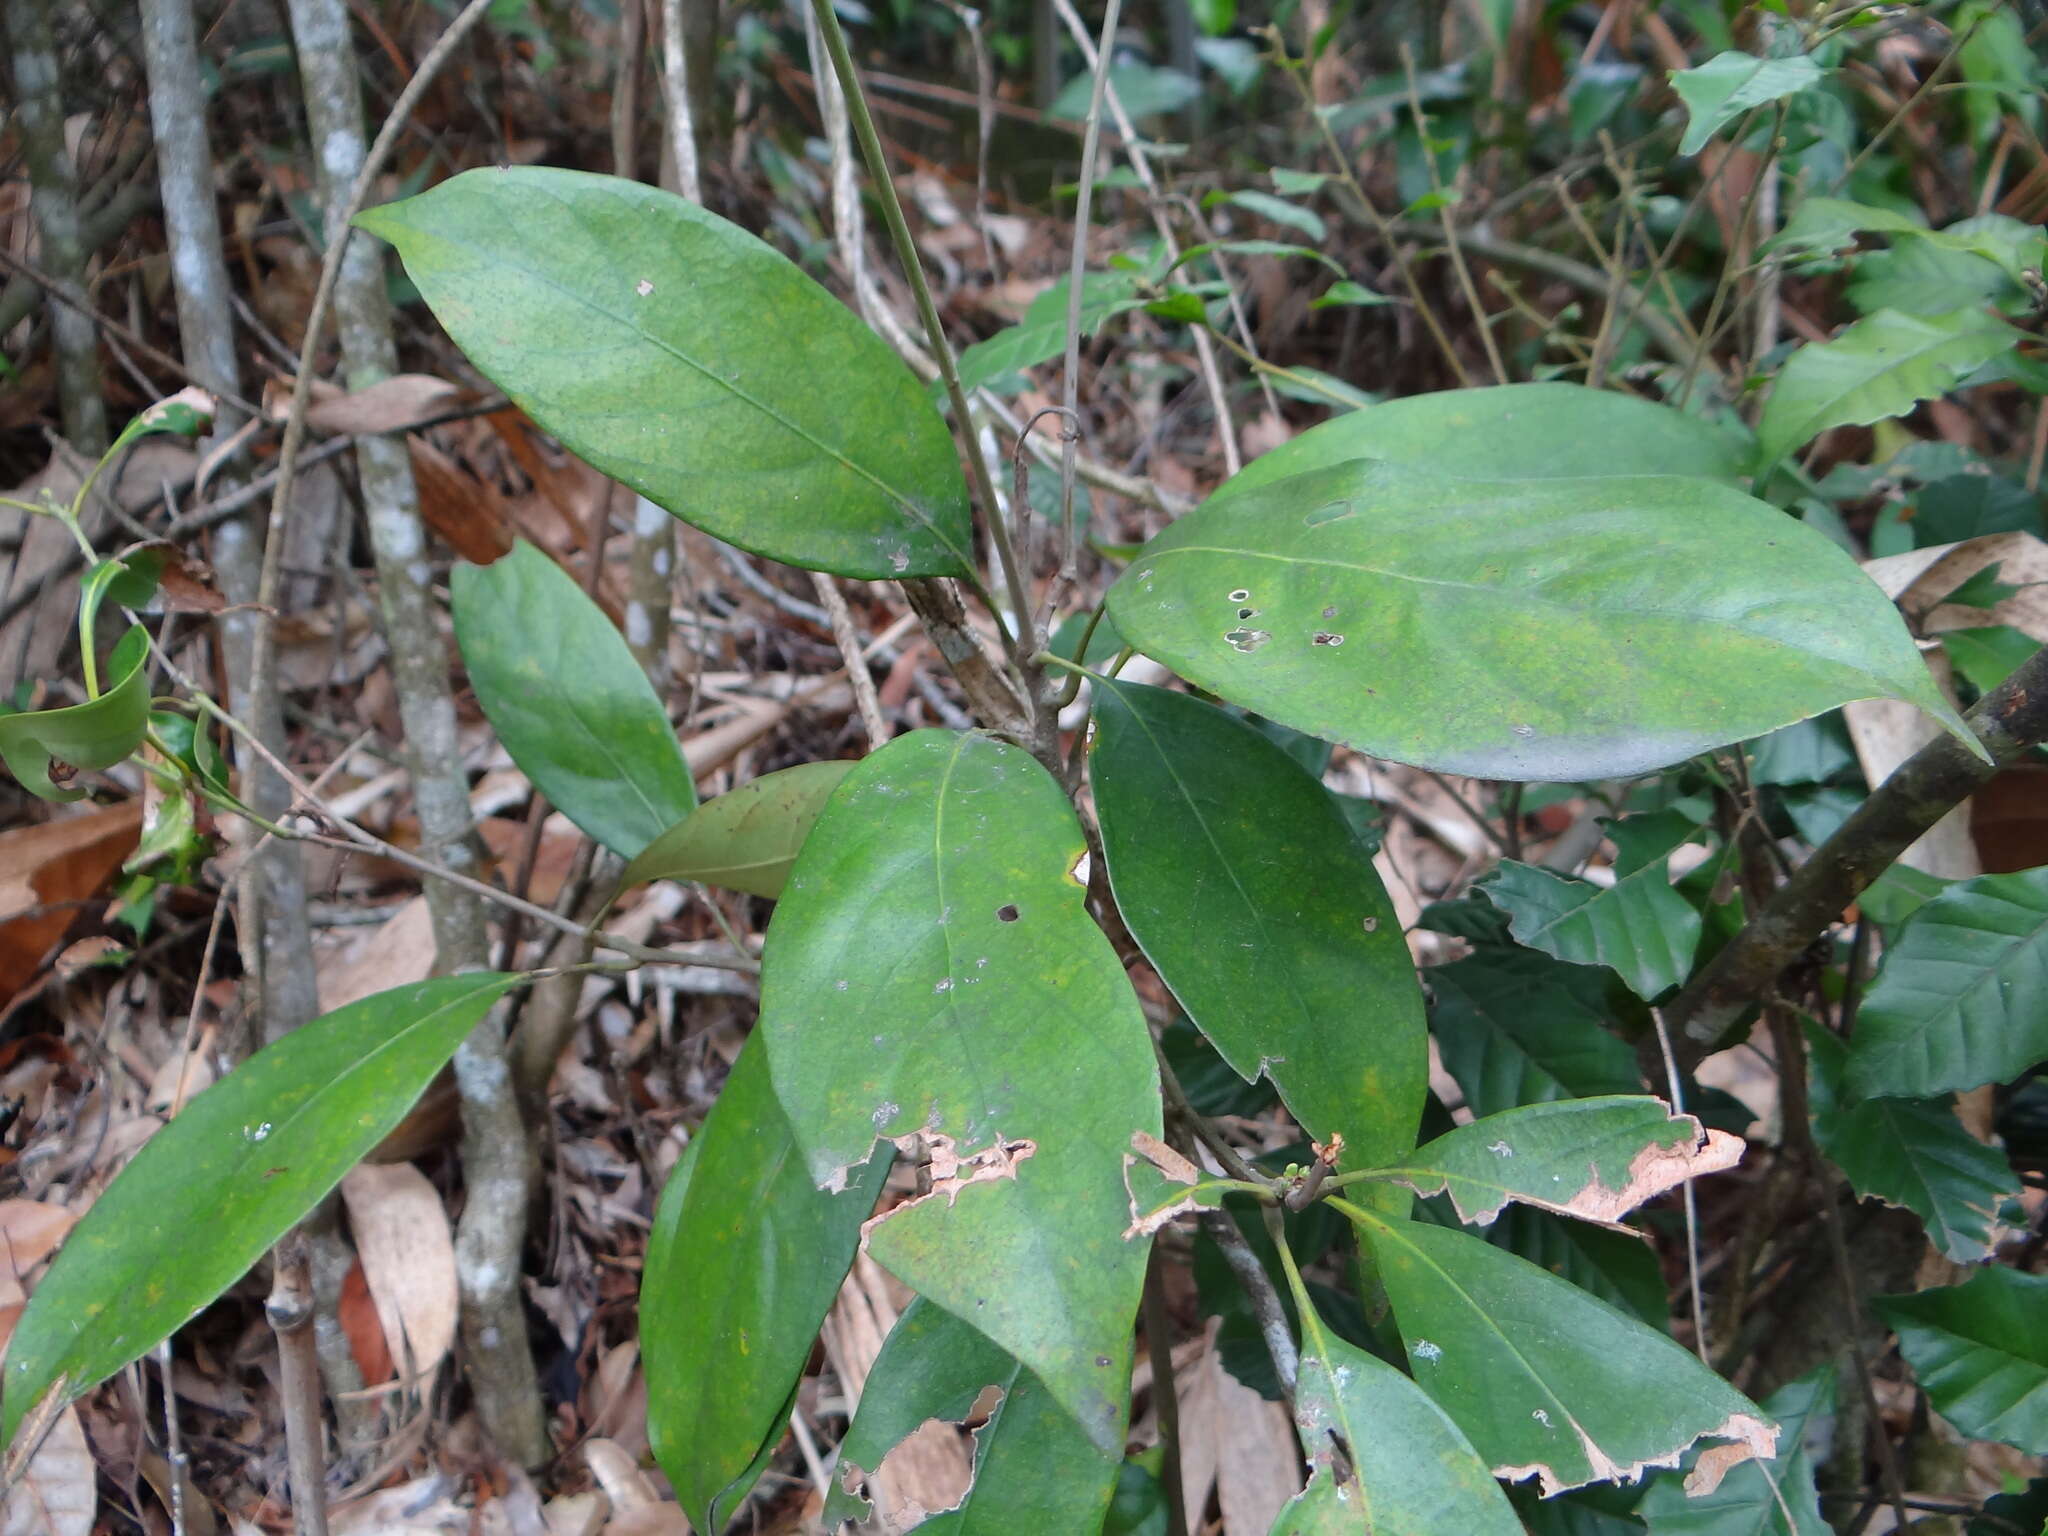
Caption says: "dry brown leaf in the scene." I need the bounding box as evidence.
[0,1199,76,1282]
[1866,531,2048,639]
[329,1477,469,1535]
[0,804,143,1008]
[0,1402,94,1536]
[409,436,517,564]
[317,897,438,1014]
[541,1493,609,1536]
[340,1161,459,1382]
[137,1446,219,1536]
[596,1509,688,1536]
[1175,1324,1223,1525]
[1843,649,1979,879]
[584,1439,660,1512]
[304,373,466,435]
[1214,1358,1302,1533]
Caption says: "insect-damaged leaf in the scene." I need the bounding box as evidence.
[356,168,973,580]
[1089,680,1424,1171]
[643,1037,886,1534]
[453,541,695,857]
[1106,459,1968,781]
[1346,1208,1776,1497]
[622,759,856,899]
[1636,1366,1833,1535]
[759,731,1160,1453]
[823,1299,1121,1533]
[1214,383,1749,498]
[1369,1097,1744,1229]
[1878,1267,2048,1453]
[2,974,522,1449]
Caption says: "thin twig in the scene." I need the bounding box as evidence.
[809,572,888,749]
[1058,0,1122,597]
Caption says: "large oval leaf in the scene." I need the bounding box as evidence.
[452,540,694,857]
[356,168,973,580]
[1,973,522,1449]
[1348,1209,1775,1497]
[1089,680,1424,1172]
[1219,384,1749,498]
[1878,1268,2048,1453]
[1845,866,2048,1101]
[0,626,152,803]
[622,759,856,898]
[759,730,1159,1451]
[644,1036,886,1533]
[1107,459,1966,780]
[1635,1367,1833,1535]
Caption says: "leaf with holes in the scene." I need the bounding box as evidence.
[823,1299,1120,1532]
[0,627,152,803]
[1479,857,1700,1002]
[357,168,972,579]
[759,731,1159,1452]
[452,540,694,857]
[1107,459,1966,781]
[1878,1268,2048,1453]
[1808,1023,2017,1263]
[644,1037,887,1534]
[1216,383,1748,498]
[1846,867,2048,1099]
[1671,51,1825,156]
[1348,1209,1776,1497]
[1089,680,1424,1172]
[1755,309,2017,477]
[1370,1097,1743,1229]
[623,759,856,898]
[1,974,522,1450]
[1429,946,1645,1119]
[1635,1367,1833,1535]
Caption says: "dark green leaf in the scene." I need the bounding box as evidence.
[1089,681,1424,1171]
[646,1036,885,1532]
[0,626,153,803]
[1429,947,1645,1118]
[1485,1208,1668,1329]
[1351,1211,1776,1496]
[1847,867,2048,1099]
[622,759,855,898]
[1374,1097,1740,1228]
[824,1300,1121,1532]
[1747,714,1859,788]
[1878,1267,2048,1453]
[1808,1023,2016,1264]
[1108,459,1964,781]
[453,540,694,857]
[1480,855,1701,1001]
[1942,627,2042,696]
[357,168,973,579]
[1912,476,2042,547]
[1215,384,1749,496]
[1,974,522,1449]
[760,731,1158,1452]
[1635,1367,1832,1535]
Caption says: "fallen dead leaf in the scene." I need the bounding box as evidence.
[329,1476,468,1535]
[303,373,466,435]
[340,1161,459,1382]
[1214,1356,1302,1533]
[316,897,438,1013]
[0,803,143,1009]
[0,1402,94,1536]
[584,1439,660,1513]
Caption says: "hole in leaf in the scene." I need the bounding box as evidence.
[1312,631,1345,647]
[996,904,1020,923]
[1224,627,1271,654]
[1228,588,1251,603]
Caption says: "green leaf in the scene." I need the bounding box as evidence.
[1807,1023,2017,1264]
[1635,1367,1833,1535]
[1088,681,1424,1171]
[1846,867,2048,1100]
[622,759,855,898]
[824,1299,1121,1532]
[1311,279,1392,309]
[644,1036,886,1533]
[1943,627,2041,696]
[759,731,1159,1452]
[452,540,694,857]
[1373,1096,1741,1228]
[1755,309,2018,477]
[1878,1267,2048,1453]
[1279,1298,1522,1534]
[1429,946,1645,1118]
[0,625,153,802]
[1214,383,1750,496]
[1,973,521,1448]
[1479,856,1701,1001]
[1485,1207,1668,1329]
[1350,1210,1776,1496]
[1762,197,1926,261]
[1218,190,1327,243]
[1167,240,1346,279]
[1670,52,1824,157]
[356,167,973,580]
[1108,459,1964,781]
[951,272,1149,397]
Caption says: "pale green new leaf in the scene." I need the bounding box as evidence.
[1808,1024,2017,1264]
[1374,1097,1740,1228]
[453,540,694,857]
[356,167,973,579]
[1351,1210,1776,1497]
[645,1037,887,1534]
[0,625,152,802]
[1879,1268,2048,1453]
[951,272,1148,397]
[1089,680,1425,1173]
[622,760,855,898]
[1846,867,2048,1100]
[1755,309,2017,476]
[1671,52,1824,157]
[1636,1368,1833,1535]
[1480,858,1701,1001]
[2,974,523,1449]
[759,731,1159,1452]
[1107,459,1967,782]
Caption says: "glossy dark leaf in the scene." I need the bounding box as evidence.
[1878,1267,2048,1453]
[1480,858,1701,1002]
[1428,947,1645,1118]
